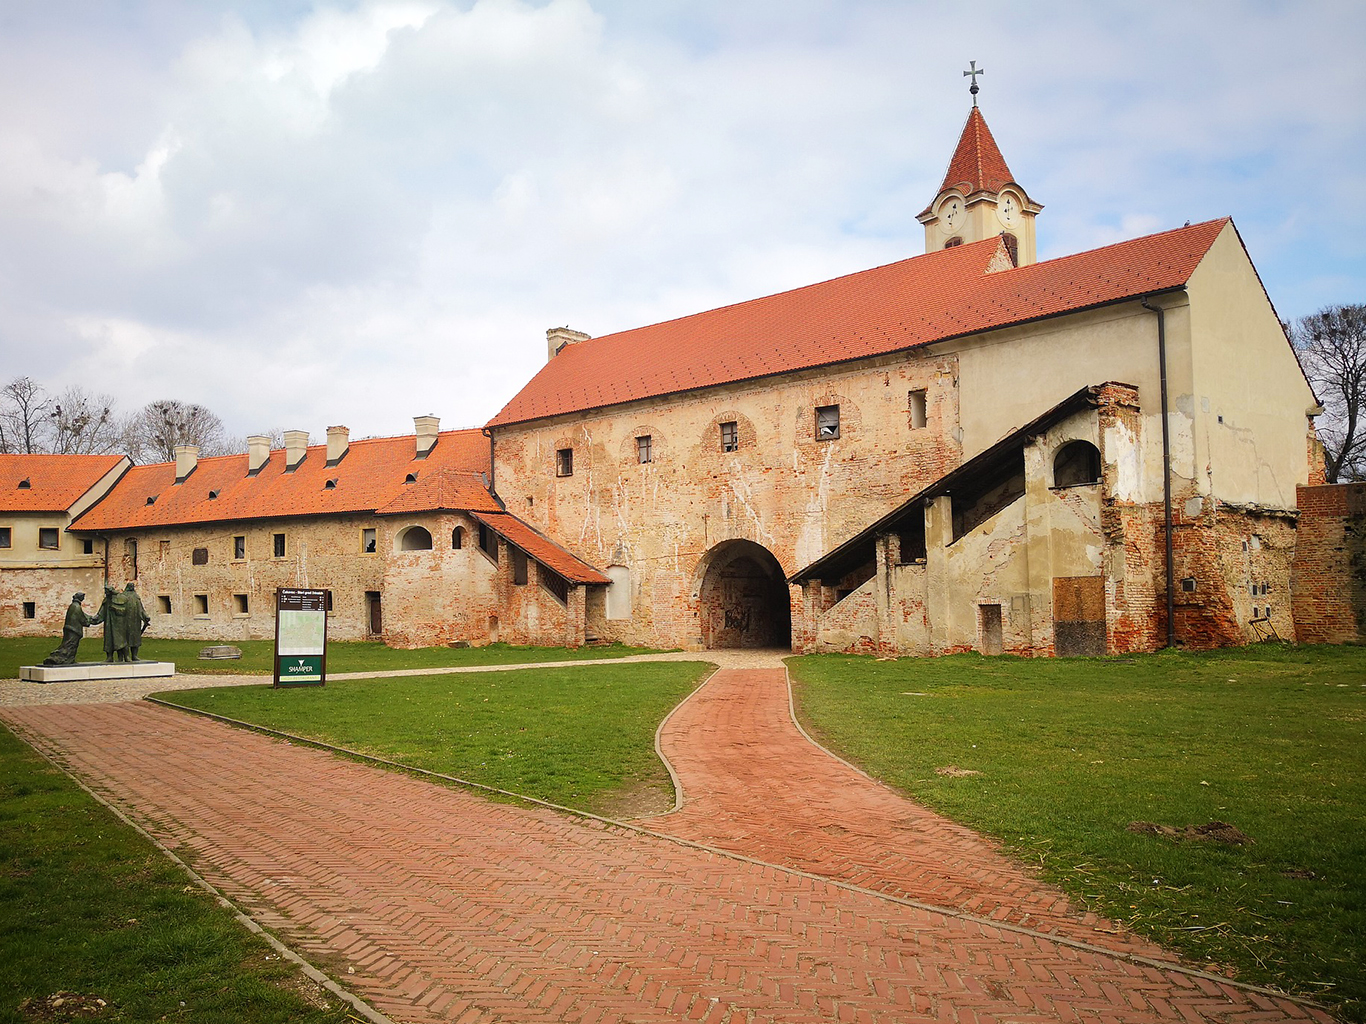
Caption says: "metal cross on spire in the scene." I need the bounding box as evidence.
[963,60,984,106]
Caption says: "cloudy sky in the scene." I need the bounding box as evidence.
[1,0,1363,443]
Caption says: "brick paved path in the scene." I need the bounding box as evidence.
[647,669,1170,959]
[2,685,1330,1023]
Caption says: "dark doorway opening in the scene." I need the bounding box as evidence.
[365,591,382,635]
[697,540,792,649]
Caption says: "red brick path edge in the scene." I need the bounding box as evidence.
[1,679,1334,1024]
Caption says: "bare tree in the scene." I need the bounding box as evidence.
[1293,304,1366,483]
[0,376,53,453]
[48,386,122,454]
[124,399,232,464]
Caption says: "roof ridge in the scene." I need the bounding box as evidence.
[1021,217,1232,272]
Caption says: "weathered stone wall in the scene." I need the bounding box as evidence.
[493,351,964,649]
[0,512,105,637]
[381,512,584,649]
[98,515,385,642]
[1291,483,1366,644]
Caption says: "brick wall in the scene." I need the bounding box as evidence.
[1292,483,1366,643]
[493,351,964,650]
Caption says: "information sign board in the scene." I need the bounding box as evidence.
[274,587,328,687]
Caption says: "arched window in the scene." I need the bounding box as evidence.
[1053,440,1102,487]
[399,526,433,550]
[452,526,464,550]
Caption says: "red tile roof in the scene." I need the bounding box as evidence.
[71,429,491,531]
[488,219,1230,428]
[936,106,1018,200]
[376,468,502,515]
[470,511,609,584]
[0,453,127,513]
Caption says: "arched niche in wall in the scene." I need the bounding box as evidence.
[1053,440,1102,488]
[398,525,434,550]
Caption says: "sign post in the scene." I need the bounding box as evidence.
[273,587,328,687]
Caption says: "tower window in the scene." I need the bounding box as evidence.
[556,448,573,477]
[944,236,964,248]
[636,435,653,464]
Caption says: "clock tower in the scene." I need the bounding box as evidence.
[918,104,1042,266]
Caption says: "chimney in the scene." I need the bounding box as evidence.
[326,425,349,466]
[546,326,591,362]
[247,435,272,475]
[174,444,199,483]
[414,415,439,459]
[284,430,309,472]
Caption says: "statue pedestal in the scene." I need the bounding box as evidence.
[19,662,176,684]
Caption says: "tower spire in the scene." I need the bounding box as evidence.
[916,103,1043,265]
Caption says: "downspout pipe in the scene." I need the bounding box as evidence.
[480,426,500,507]
[1141,296,1177,648]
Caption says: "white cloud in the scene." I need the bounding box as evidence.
[0,0,1362,444]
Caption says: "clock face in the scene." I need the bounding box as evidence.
[997,193,1019,228]
[940,197,964,233]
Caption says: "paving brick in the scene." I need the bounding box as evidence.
[1,686,1331,1024]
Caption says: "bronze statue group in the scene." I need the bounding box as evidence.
[42,584,152,667]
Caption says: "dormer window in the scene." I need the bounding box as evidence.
[405,473,417,484]
[208,489,219,500]
[145,495,157,505]
[17,478,30,489]
[324,479,338,489]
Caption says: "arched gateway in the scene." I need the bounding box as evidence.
[696,540,792,649]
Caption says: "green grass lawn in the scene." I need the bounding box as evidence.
[0,636,665,680]
[788,644,1366,1020]
[158,661,713,817]
[0,724,349,1024]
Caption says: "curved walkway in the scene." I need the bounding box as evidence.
[0,658,1333,1024]
[647,667,1170,959]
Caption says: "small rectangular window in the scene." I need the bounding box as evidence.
[158,595,172,614]
[512,547,528,585]
[1181,577,1197,593]
[720,421,738,452]
[194,594,209,616]
[233,535,245,559]
[39,528,59,550]
[361,528,376,553]
[233,594,249,615]
[192,546,209,565]
[556,448,573,477]
[273,533,286,558]
[909,390,928,429]
[636,435,653,463]
[816,405,840,440]
[0,527,10,548]
[82,538,94,554]
[23,601,36,619]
